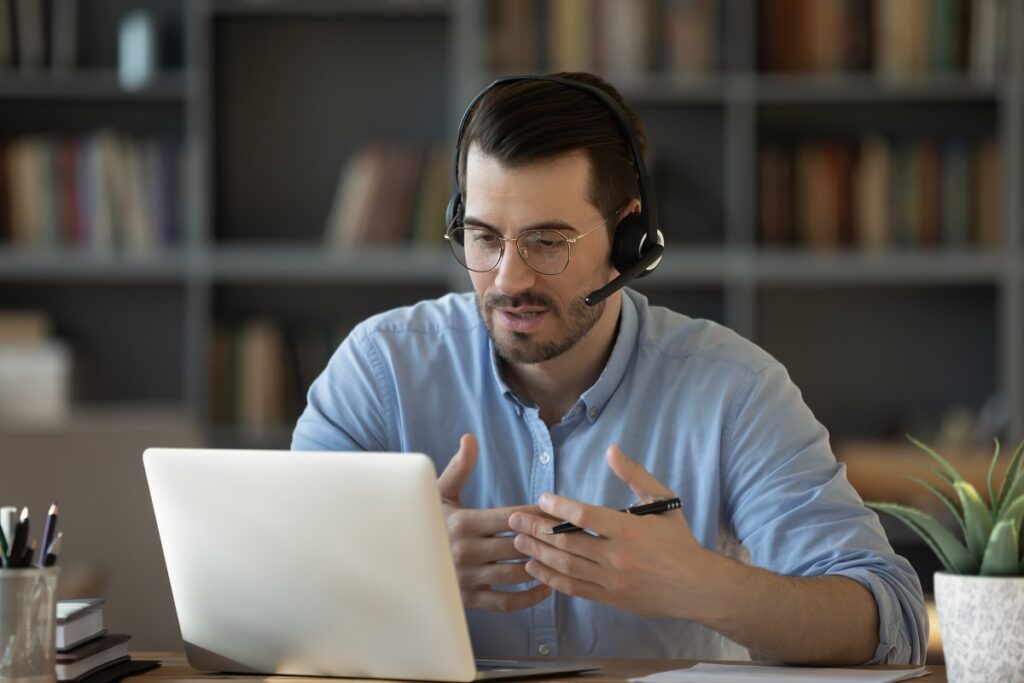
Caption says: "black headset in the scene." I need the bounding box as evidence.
[445,75,665,307]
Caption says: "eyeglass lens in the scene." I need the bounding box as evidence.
[448,227,570,275]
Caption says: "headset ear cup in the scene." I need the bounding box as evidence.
[610,214,648,274]
[444,194,461,228]
[639,228,665,275]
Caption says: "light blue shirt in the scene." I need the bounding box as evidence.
[292,288,928,664]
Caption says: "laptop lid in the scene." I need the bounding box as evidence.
[144,448,477,682]
[143,448,597,682]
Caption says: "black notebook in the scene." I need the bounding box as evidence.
[56,633,130,682]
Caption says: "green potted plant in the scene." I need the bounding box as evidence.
[866,436,1024,683]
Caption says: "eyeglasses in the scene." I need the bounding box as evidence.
[444,209,623,276]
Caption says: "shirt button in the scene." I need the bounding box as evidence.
[588,408,599,420]
[539,451,551,465]
[537,643,551,655]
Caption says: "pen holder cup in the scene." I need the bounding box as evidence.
[0,567,60,683]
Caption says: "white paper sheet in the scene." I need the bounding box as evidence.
[629,663,931,683]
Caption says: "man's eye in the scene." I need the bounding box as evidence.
[527,233,562,249]
[472,232,499,245]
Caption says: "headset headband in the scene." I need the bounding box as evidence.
[449,75,659,246]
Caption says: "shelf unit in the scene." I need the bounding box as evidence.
[1,0,1022,451]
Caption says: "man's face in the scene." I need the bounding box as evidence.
[462,146,617,365]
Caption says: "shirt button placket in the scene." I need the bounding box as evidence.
[525,411,557,659]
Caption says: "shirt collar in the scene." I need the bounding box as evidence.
[577,289,638,422]
[488,335,528,412]
[486,290,641,423]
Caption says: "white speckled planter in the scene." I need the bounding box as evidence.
[934,572,1024,683]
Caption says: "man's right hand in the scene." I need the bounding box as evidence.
[437,433,553,611]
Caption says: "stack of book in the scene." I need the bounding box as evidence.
[486,0,719,77]
[56,599,126,681]
[0,132,185,252]
[0,310,70,425]
[758,136,1000,249]
[322,144,450,248]
[759,0,1011,79]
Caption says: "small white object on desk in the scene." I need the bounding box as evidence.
[629,662,930,683]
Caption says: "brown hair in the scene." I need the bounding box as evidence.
[456,72,647,226]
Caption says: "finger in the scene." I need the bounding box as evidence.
[458,561,535,588]
[606,445,675,502]
[467,584,552,612]
[523,559,604,603]
[508,511,607,555]
[450,504,549,538]
[451,536,527,567]
[513,533,604,585]
[438,434,478,503]
[535,492,628,538]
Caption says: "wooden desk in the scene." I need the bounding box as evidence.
[128,652,947,683]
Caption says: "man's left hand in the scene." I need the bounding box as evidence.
[508,445,712,618]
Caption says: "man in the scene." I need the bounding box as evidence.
[292,73,927,665]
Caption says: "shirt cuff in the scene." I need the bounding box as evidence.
[830,567,928,665]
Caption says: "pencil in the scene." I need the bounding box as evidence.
[37,503,58,568]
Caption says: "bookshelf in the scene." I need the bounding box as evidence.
[1,0,1023,455]
[0,0,190,421]
[0,0,1021,642]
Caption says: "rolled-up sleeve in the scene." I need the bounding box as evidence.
[721,363,928,665]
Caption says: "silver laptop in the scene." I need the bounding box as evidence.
[143,448,599,682]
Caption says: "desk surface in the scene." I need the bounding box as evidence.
[128,652,947,683]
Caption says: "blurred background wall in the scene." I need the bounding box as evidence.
[0,0,1021,658]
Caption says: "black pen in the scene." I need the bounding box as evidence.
[44,532,63,567]
[8,507,29,567]
[23,540,37,568]
[36,503,58,568]
[545,497,682,535]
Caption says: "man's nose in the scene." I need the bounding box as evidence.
[493,240,537,295]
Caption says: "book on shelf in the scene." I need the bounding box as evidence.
[0,132,184,252]
[758,0,1010,78]
[0,0,77,70]
[0,0,12,67]
[485,0,718,77]
[13,0,43,69]
[0,309,49,342]
[210,320,352,432]
[56,633,130,682]
[0,309,70,424]
[49,0,78,69]
[413,144,453,243]
[758,136,1000,250]
[323,144,450,248]
[56,598,106,652]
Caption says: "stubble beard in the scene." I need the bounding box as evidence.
[476,289,606,365]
